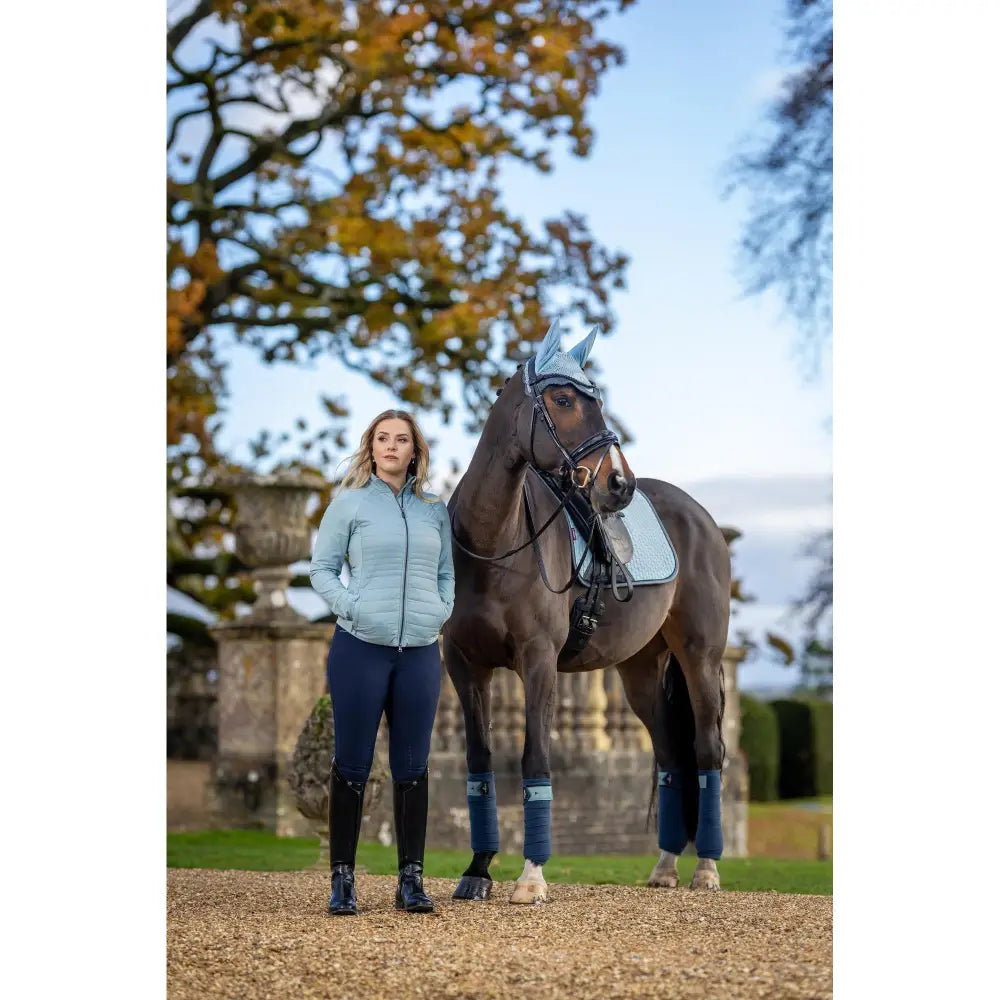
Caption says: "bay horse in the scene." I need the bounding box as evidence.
[442,321,732,904]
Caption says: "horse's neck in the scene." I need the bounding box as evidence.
[455,419,527,551]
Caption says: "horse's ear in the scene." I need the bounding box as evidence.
[535,319,563,370]
[566,325,599,368]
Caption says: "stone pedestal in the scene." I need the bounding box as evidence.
[208,619,332,836]
[206,470,331,837]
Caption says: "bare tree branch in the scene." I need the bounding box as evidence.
[727,0,832,349]
[167,0,212,55]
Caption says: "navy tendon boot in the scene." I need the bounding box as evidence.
[327,762,365,915]
[393,772,434,913]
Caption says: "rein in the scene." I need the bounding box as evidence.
[449,478,574,563]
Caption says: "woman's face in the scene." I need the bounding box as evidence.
[372,418,416,478]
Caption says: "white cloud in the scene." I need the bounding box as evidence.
[167,586,216,623]
[288,586,328,621]
[738,503,831,535]
[745,64,805,106]
[682,473,831,531]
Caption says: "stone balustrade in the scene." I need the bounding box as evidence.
[361,645,748,857]
[429,652,742,769]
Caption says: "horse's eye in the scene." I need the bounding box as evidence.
[554,396,572,408]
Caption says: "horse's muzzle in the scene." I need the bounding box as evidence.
[593,471,635,514]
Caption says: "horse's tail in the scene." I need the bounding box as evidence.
[663,652,700,842]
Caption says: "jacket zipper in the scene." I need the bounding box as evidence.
[397,489,409,651]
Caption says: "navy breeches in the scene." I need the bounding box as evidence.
[326,625,441,784]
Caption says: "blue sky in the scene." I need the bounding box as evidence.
[171,0,832,691]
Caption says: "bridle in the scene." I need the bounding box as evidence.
[522,356,619,493]
[450,357,632,600]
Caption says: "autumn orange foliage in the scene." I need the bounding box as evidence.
[169,0,633,477]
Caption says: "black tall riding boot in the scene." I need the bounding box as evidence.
[328,762,365,916]
[393,771,434,913]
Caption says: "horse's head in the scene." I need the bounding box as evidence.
[497,320,636,514]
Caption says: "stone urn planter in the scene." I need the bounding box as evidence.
[221,469,328,623]
[289,694,390,867]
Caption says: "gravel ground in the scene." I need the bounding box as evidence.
[168,869,832,1000]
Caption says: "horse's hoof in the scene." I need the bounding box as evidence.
[690,870,721,891]
[509,880,548,905]
[452,875,492,901]
[646,871,680,889]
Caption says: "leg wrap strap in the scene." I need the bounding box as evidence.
[522,778,552,865]
[657,768,688,854]
[467,772,500,853]
[694,769,723,860]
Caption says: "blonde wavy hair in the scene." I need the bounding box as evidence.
[336,409,434,500]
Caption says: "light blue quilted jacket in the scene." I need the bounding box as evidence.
[309,475,455,648]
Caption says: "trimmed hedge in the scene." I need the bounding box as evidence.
[739,695,780,802]
[811,699,833,797]
[770,697,833,799]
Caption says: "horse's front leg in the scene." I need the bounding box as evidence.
[510,638,559,905]
[445,638,499,901]
[674,639,726,891]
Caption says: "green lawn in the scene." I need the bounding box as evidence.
[167,830,831,895]
[748,797,833,860]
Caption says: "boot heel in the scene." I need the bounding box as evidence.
[328,863,358,915]
[396,863,434,913]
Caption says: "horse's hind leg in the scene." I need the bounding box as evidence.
[615,644,683,889]
[443,636,498,901]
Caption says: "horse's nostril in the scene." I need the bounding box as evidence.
[609,472,628,495]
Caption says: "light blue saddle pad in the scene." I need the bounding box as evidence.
[566,489,678,588]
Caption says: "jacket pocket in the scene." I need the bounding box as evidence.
[421,597,448,644]
[349,594,391,644]
[435,596,450,630]
[350,593,369,630]
[340,587,360,623]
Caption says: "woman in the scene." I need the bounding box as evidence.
[310,409,454,916]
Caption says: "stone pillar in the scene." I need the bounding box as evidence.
[207,471,332,837]
[489,668,524,759]
[721,645,749,858]
[575,671,612,753]
[604,669,652,752]
[603,668,623,745]
[434,661,462,755]
[552,672,577,759]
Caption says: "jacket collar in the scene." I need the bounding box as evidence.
[368,473,415,497]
